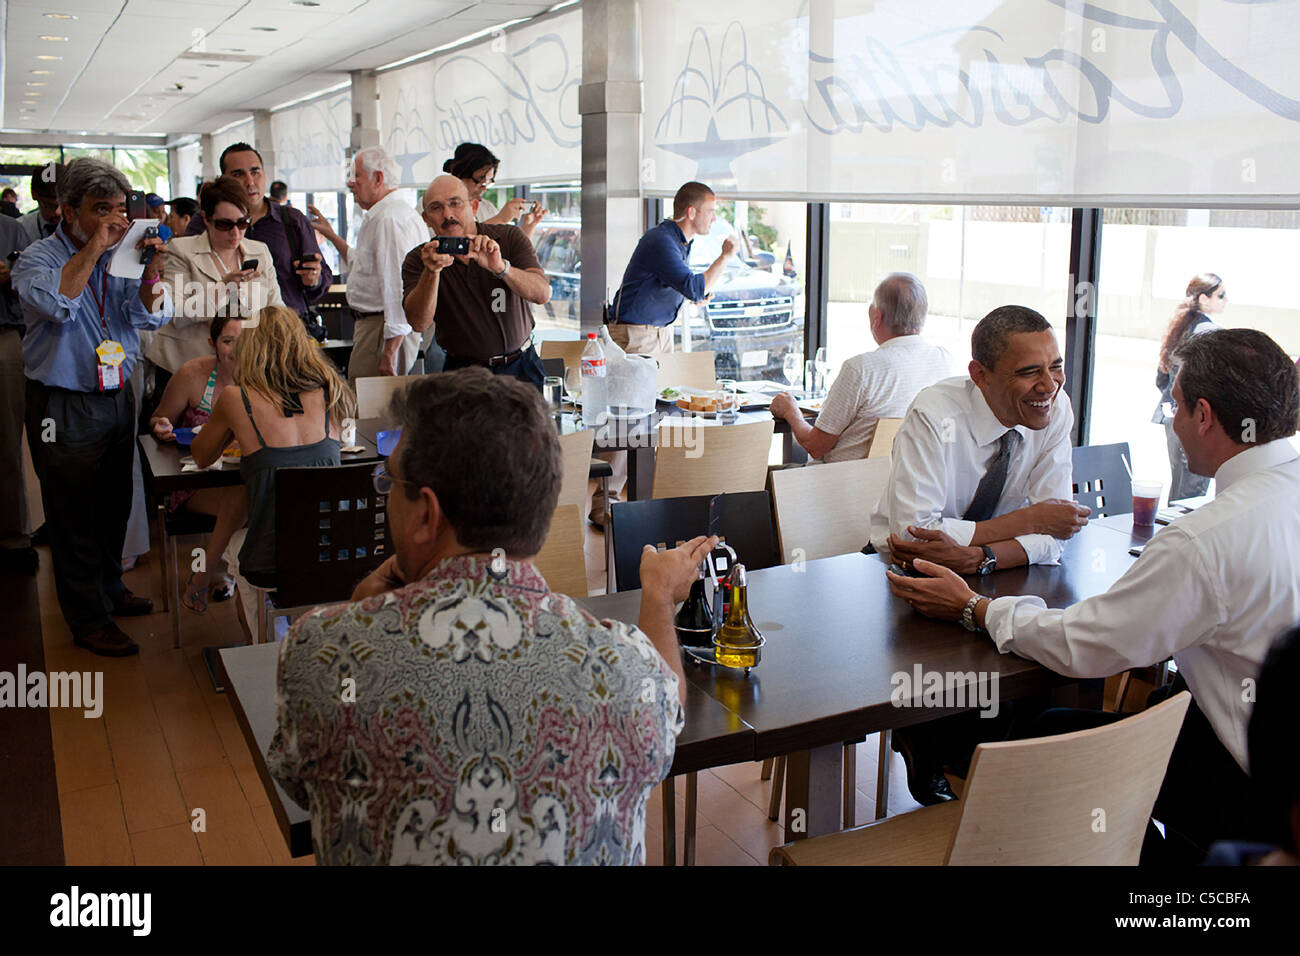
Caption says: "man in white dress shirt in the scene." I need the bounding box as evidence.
[870,305,1090,569]
[769,273,953,463]
[888,328,1300,862]
[319,147,428,382]
[871,305,1091,805]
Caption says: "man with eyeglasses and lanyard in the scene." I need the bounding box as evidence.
[400,175,551,388]
[13,158,173,657]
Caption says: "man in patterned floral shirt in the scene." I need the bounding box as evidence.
[269,367,715,865]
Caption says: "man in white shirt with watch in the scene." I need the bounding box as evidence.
[870,305,1091,805]
[317,147,428,383]
[888,328,1300,863]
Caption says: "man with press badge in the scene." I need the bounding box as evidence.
[12,157,174,657]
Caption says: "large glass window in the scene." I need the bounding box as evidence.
[528,182,581,337]
[677,198,806,384]
[827,204,1071,378]
[1089,208,1300,500]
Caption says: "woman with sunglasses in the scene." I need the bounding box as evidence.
[443,142,546,238]
[1152,272,1227,500]
[147,175,283,384]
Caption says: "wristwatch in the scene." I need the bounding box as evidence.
[961,595,985,632]
[976,545,997,575]
[493,259,511,279]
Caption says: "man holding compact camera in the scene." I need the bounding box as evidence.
[400,174,551,387]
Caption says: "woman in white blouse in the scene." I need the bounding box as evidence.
[147,175,283,377]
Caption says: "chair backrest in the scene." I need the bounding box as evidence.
[539,339,586,375]
[608,491,778,591]
[355,374,422,420]
[944,691,1190,865]
[652,418,774,499]
[656,351,717,391]
[273,462,390,608]
[1072,442,1134,517]
[769,457,892,562]
[866,417,904,459]
[541,357,565,380]
[556,429,595,535]
[531,504,588,598]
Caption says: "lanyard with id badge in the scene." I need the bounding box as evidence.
[88,269,124,391]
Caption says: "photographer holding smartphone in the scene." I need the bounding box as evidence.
[400,175,551,387]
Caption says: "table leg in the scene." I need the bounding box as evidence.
[875,730,891,820]
[626,444,654,501]
[662,775,676,866]
[783,744,843,839]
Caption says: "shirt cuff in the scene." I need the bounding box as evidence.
[984,594,1047,652]
[1013,532,1062,566]
[942,517,976,547]
[384,318,412,339]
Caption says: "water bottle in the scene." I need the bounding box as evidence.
[580,332,606,419]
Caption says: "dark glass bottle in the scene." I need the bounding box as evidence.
[674,567,714,647]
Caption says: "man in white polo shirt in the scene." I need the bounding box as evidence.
[769,273,952,463]
[888,328,1300,863]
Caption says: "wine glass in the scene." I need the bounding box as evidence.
[783,353,803,389]
[814,347,830,397]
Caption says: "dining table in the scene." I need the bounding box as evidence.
[218,516,1148,858]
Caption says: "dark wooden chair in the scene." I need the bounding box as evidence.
[541,356,565,380]
[607,491,779,592]
[1071,442,1133,517]
[255,462,392,643]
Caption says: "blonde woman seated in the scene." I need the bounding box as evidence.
[149,314,249,612]
[147,174,283,378]
[191,305,356,639]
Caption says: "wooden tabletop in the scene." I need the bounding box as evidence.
[140,433,380,495]
[578,521,1140,759]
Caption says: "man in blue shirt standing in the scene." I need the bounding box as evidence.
[607,181,735,355]
[591,182,735,526]
[13,158,173,657]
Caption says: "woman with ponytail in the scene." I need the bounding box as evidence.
[1152,272,1227,499]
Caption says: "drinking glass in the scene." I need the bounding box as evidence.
[564,366,582,403]
[783,353,803,388]
[804,360,816,397]
[544,376,564,419]
[814,347,830,397]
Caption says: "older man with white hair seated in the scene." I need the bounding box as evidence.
[313,147,428,380]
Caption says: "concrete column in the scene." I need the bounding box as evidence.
[253,109,276,182]
[349,70,381,155]
[579,0,643,335]
[200,133,217,181]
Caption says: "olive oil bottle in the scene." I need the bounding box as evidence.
[714,564,761,668]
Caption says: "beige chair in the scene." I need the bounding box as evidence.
[355,374,424,420]
[539,339,586,376]
[532,505,588,598]
[652,419,774,499]
[866,417,904,459]
[770,691,1190,865]
[655,351,717,391]
[556,429,596,527]
[769,457,892,563]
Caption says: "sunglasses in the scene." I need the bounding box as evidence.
[211,217,251,232]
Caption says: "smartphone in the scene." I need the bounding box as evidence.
[5,251,18,264]
[889,563,929,578]
[240,258,257,271]
[125,190,148,221]
[435,235,470,256]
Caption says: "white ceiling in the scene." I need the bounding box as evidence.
[2,0,556,139]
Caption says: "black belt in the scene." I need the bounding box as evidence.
[454,343,530,368]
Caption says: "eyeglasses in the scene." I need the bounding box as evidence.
[211,217,251,232]
[372,462,416,495]
[425,198,466,214]
[470,172,495,187]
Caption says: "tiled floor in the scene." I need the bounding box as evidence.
[41,485,923,866]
